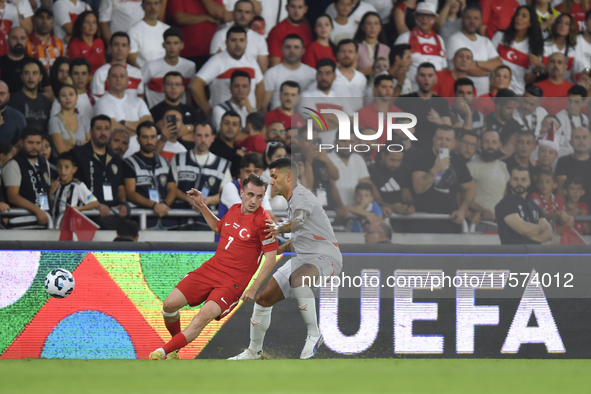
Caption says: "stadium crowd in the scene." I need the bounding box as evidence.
[0,0,590,240]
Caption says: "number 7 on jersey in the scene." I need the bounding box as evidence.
[225,236,234,250]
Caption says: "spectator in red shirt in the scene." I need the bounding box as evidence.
[268,0,313,67]
[434,47,473,98]
[564,177,591,234]
[357,74,401,146]
[265,80,305,129]
[236,111,268,155]
[480,0,519,39]
[67,11,105,75]
[301,14,336,69]
[473,65,512,116]
[535,52,575,114]
[556,0,588,33]
[530,169,574,233]
[167,0,224,69]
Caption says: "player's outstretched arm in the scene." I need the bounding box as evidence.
[241,250,278,302]
[188,188,220,233]
[264,210,309,239]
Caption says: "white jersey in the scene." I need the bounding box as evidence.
[259,0,288,37]
[11,0,33,19]
[91,63,144,98]
[211,100,249,131]
[99,0,144,37]
[94,91,151,120]
[445,31,499,96]
[50,180,97,229]
[325,1,377,24]
[52,0,91,41]
[492,31,531,95]
[512,105,548,137]
[0,3,20,34]
[395,30,447,91]
[141,57,196,108]
[365,0,393,24]
[127,20,170,68]
[329,18,357,45]
[196,50,263,109]
[556,109,589,157]
[333,67,367,113]
[263,63,315,110]
[51,92,94,123]
[289,183,342,263]
[299,86,343,144]
[210,27,269,59]
[544,41,576,82]
[327,152,370,207]
[574,35,591,74]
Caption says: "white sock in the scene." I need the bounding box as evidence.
[248,303,273,353]
[292,286,320,337]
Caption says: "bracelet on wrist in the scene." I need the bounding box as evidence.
[152,202,157,210]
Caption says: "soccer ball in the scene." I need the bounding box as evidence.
[45,269,75,298]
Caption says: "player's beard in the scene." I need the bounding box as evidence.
[510,185,526,196]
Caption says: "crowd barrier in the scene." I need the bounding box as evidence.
[1,242,589,359]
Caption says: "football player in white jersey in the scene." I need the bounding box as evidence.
[229,157,343,360]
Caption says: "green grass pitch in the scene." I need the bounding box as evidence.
[1,359,589,393]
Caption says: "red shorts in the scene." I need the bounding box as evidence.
[175,265,241,320]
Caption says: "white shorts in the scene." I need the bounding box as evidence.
[273,254,343,299]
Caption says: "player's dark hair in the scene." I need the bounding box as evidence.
[70,57,91,74]
[568,84,588,98]
[316,13,334,28]
[241,152,264,169]
[496,88,517,98]
[56,152,77,167]
[20,126,44,140]
[462,4,482,17]
[110,31,130,46]
[389,44,411,65]
[454,77,474,94]
[435,124,455,135]
[495,64,513,77]
[136,120,159,137]
[374,74,393,87]
[536,168,556,181]
[459,129,479,141]
[336,38,358,53]
[516,129,535,141]
[163,27,183,42]
[163,71,183,84]
[525,83,543,97]
[242,173,268,190]
[355,182,374,195]
[221,110,242,125]
[231,69,251,85]
[22,58,43,75]
[565,176,585,190]
[246,111,265,132]
[511,165,530,177]
[280,80,300,93]
[91,115,111,130]
[316,58,336,71]
[226,26,247,40]
[283,33,304,46]
[417,62,436,72]
[116,219,139,240]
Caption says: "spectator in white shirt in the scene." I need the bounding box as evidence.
[574,11,591,75]
[211,69,256,132]
[52,0,91,43]
[262,34,315,112]
[191,26,264,118]
[141,27,196,109]
[388,43,413,96]
[327,136,380,214]
[513,83,547,137]
[325,0,377,25]
[445,5,502,96]
[127,0,169,69]
[556,85,589,157]
[94,64,153,138]
[51,57,93,121]
[210,0,268,73]
[91,32,143,99]
[332,39,367,112]
[12,0,33,35]
[99,0,144,45]
[394,2,447,91]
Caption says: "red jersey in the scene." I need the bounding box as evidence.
[301,41,336,68]
[530,192,564,214]
[167,0,223,58]
[556,3,586,32]
[267,19,313,61]
[480,0,519,39]
[434,70,457,99]
[265,108,305,129]
[566,202,590,235]
[68,38,105,75]
[235,134,268,154]
[472,92,495,116]
[203,204,277,289]
[535,79,574,115]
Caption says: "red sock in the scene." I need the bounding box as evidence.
[164,319,181,337]
[163,333,188,354]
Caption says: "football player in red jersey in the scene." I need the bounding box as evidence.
[149,174,279,360]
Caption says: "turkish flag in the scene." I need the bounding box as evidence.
[59,205,99,241]
[560,226,587,245]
